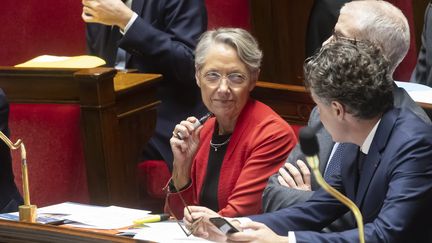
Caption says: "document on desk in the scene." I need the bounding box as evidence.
[38,202,151,229]
[396,81,432,104]
[133,221,211,242]
[14,55,106,68]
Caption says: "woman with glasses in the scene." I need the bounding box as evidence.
[165,28,297,219]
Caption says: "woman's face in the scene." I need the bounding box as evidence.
[196,43,256,121]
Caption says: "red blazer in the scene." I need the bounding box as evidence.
[165,99,297,218]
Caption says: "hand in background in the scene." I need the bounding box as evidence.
[277,160,311,191]
[82,0,133,29]
[183,206,226,242]
[170,117,203,189]
[228,221,288,243]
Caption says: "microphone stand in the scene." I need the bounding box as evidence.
[0,131,36,223]
[305,155,364,243]
[300,126,364,243]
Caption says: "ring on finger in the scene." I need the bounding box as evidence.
[172,131,180,138]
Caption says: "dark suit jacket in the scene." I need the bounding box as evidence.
[263,86,430,211]
[254,108,432,242]
[411,3,432,87]
[0,89,23,213]
[262,85,431,232]
[86,0,208,167]
[306,0,350,57]
[263,107,332,211]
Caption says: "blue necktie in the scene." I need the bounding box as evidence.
[324,143,346,181]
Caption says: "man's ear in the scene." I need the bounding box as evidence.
[331,101,345,120]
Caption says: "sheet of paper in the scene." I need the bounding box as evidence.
[133,221,212,242]
[15,55,106,68]
[38,202,103,216]
[38,202,151,229]
[395,81,432,92]
[396,81,432,104]
[408,90,432,104]
[63,205,151,229]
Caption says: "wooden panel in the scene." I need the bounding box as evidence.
[250,0,313,85]
[0,67,161,208]
[252,81,314,126]
[0,219,141,243]
[0,67,80,103]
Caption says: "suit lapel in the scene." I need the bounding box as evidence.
[355,149,381,206]
[132,0,144,16]
[341,143,360,199]
[355,109,399,207]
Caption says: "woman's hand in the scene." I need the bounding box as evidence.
[183,206,227,242]
[170,117,203,189]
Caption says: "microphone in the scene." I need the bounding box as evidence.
[299,126,364,243]
[176,112,213,140]
[0,131,36,223]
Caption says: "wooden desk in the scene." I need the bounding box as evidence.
[252,81,315,126]
[253,81,432,125]
[0,67,161,207]
[0,219,144,243]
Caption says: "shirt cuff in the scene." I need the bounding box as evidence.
[232,217,252,225]
[288,231,296,243]
[120,12,138,35]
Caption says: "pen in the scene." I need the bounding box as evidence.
[133,213,170,226]
[177,112,213,140]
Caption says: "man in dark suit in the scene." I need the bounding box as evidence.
[306,0,350,58]
[411,1,432,87]
[184,38,432,243]
[262,1,431,230]
[0,89,24,213]
[81,0,207,170]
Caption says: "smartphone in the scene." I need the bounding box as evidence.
[209,217,240,234]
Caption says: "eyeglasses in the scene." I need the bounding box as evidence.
[201,71,248,88]
[164,183,203,237]
[331,29,358,43]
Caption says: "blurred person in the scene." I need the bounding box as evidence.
[0,89,24,213]
[306,0,349,57]
[411,1,432,87]
[82,0,208,170]
[165,28,297,218]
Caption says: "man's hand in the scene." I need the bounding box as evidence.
[277,160,311,191]
[82,0,133,29]
[227,221,288,243]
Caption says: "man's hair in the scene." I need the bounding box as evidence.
[304,39,393,119]
[340,1,410,75]
[195,28,263,75]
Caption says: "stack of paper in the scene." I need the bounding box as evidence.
[132,221,212,242]
[37,202,151,229]
[14,55,106,68]
[396,81,432,104]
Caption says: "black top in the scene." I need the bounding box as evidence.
[200,126,231,212]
